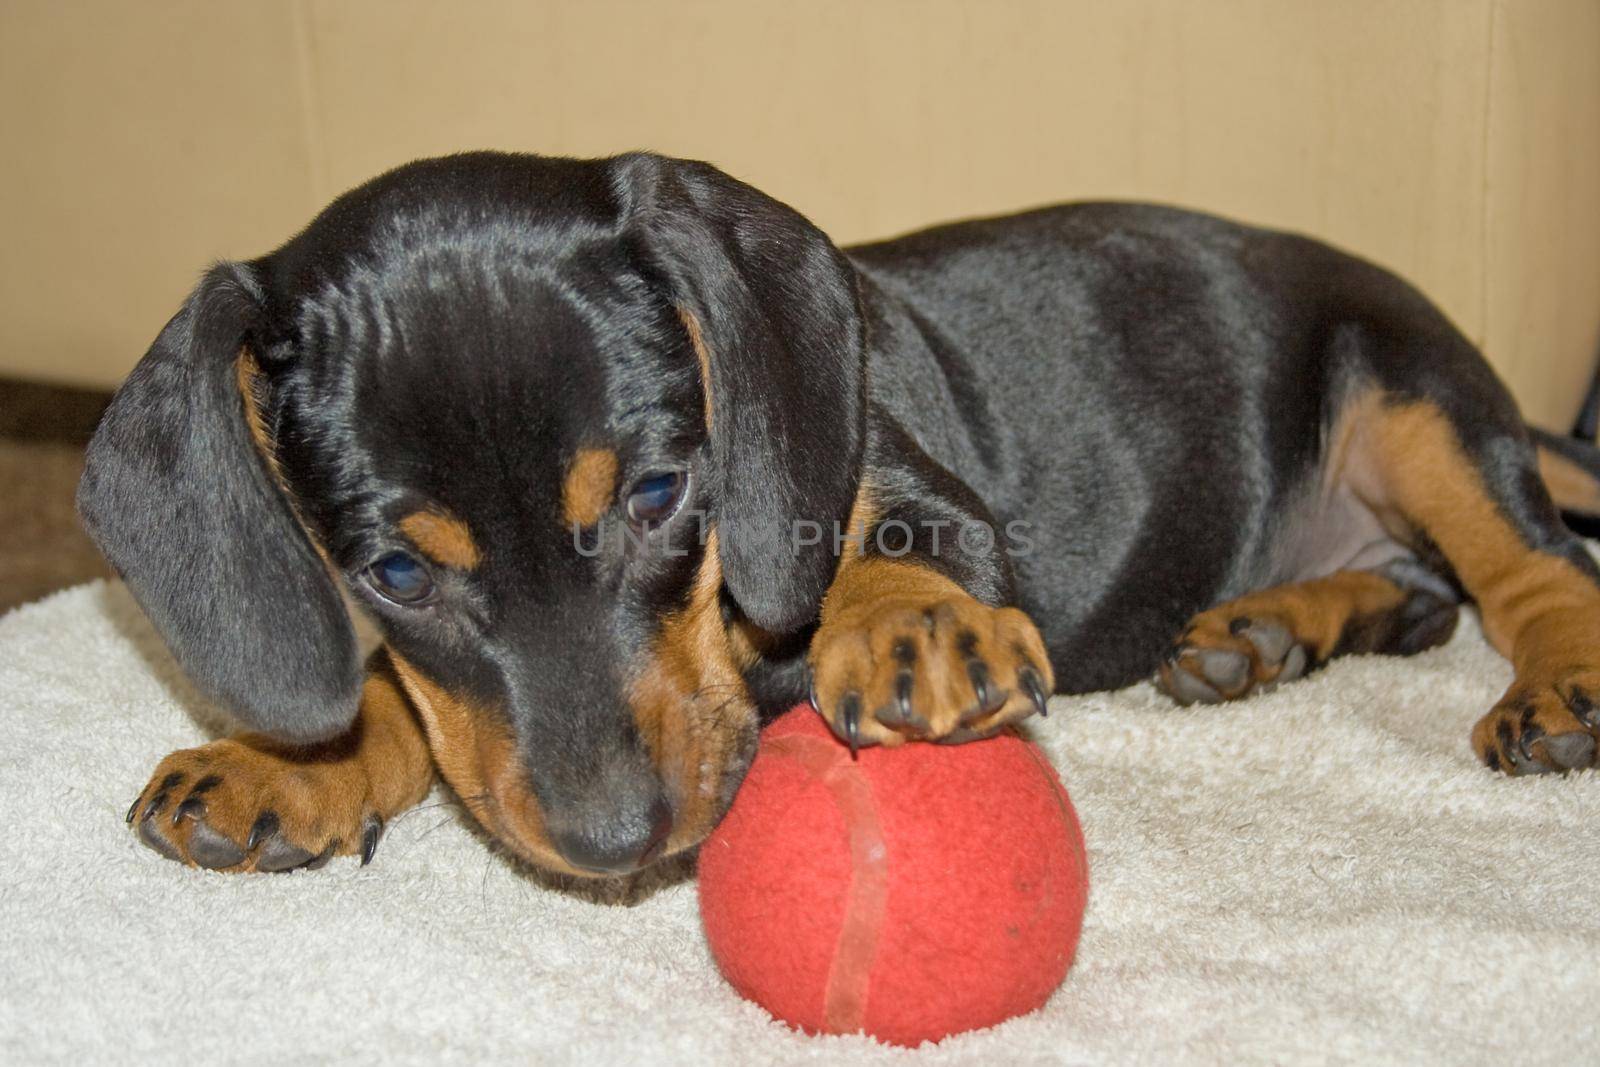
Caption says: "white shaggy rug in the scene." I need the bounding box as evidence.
[2,580,1599,1065]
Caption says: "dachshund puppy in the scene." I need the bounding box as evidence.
[84,152,1600,876]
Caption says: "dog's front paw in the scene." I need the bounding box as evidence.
[1472,669,1600,775]
[808,595,1053,753]
[126,738,387,872]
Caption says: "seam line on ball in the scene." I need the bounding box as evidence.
[766,734,888,1034]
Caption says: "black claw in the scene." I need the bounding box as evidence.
[1495,719,1519,771]
[1020,667,1049,717]
[894,670,914,724]
[306,842,338,870]
[360,816,383,866]
[1570,687,1599,729]
[172,796,206,827]
[807,666,820,713]
[967,659,994,713]
[1519,722,1547,764]
[841,693,862,760]
[126,796,142,824]
[1503,714,1555,775]
[145,791,172,819]
[247,811,280,851]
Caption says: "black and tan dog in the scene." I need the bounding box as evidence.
[84,152,1600,877]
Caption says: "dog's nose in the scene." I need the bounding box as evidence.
[551,795,674,875]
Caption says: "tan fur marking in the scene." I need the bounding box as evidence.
[235,351,287,487]
[678,308,714,432]
[234,350,339,576]
[387,651,588,874]
[820,556,965,626]
[628,530,759,855]
[816,477,880,593]
[1349,398,1600,669]
[562,447,620,529]
[1538,445,1600,515]
[346,657,439,813]
[398,508,482,571]
[819,478,956,626]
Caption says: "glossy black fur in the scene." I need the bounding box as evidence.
[81,151,1600,843]
[78,263,363,737]
[844,205,1600,693]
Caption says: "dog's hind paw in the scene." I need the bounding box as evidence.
[1154,568,1459,706]
[1472,670,1600,776]
[1157,615,1309,705]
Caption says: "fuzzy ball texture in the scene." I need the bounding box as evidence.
[698,705,1088,1047]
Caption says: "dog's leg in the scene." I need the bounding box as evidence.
[126,648,434,869]
[1347,395,1600,774]
[1157,561,1461,705]
[807,423,1054,751]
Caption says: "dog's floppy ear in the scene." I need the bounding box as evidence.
[77,262,361,741]
[617,154,867,634]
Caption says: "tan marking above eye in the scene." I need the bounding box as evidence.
[398,507,482,571]
[563,447,620,528]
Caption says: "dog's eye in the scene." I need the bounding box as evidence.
[366,551,435,605]
[626,471,687,525]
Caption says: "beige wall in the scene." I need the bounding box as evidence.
[2,0,1597,428]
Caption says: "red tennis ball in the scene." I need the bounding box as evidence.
[698,705,1088,1047]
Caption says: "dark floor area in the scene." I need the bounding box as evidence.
[0,378,114,613]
